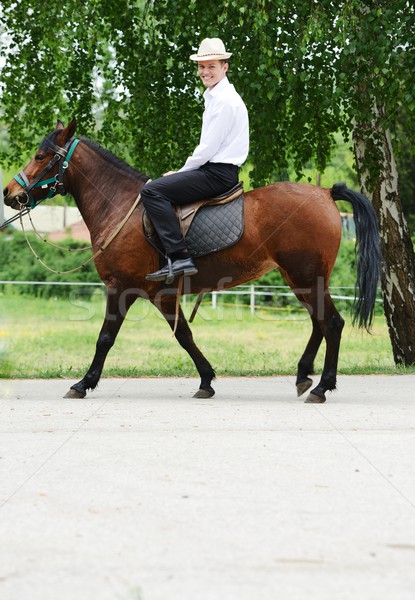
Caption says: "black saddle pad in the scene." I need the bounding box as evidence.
[185,195,244,257]
[143,194,244,257]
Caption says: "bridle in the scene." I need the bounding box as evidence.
[3,137,150,292]
[13,137,80,209]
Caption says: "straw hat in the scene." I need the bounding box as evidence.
[190,38,232,61]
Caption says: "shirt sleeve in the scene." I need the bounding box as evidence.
[178,100,235,172]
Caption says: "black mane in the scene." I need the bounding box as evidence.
[80,137,150,183]
[39,131,149,183]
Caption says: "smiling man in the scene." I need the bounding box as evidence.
[143,37,249,282]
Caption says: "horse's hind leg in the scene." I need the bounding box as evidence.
[295,314,324,397]
[284,285,324,397]
[64,286,136,399]
[304,291,345,404]
[153,293,216,398]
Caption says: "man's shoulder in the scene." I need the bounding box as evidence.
[215,82,246,108]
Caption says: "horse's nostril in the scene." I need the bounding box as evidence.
[3,187,8,199]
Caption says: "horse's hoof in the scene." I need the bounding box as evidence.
[64,388,86,399]
[193,388,215,398]
[296,378,313,397]
[305,392,326,404]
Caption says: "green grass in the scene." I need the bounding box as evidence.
[0,292,413,379]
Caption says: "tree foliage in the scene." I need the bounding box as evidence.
[1,0,415,363]
[0,1,414,186]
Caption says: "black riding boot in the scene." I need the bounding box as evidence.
[146,250,198,283]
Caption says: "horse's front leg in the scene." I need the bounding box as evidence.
[64,286,136,399]
[153,292,216,398]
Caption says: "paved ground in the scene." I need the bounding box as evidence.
[1,375,415,600]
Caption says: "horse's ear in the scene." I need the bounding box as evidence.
[66,118,77,138]
[55,120,65,131]
[55,118,77,146]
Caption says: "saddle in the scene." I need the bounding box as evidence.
[143,181,245,257]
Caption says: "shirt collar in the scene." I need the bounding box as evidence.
[204,76,230,101]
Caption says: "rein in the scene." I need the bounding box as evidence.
[27,209,93,252]
[19,192,143,274]
[0,206,31,230]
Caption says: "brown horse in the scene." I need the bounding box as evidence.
[3,119,381,402]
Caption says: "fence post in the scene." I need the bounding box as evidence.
[250,284,255,314]
[212,291,217,310]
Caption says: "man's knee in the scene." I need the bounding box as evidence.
[141,181,164,208]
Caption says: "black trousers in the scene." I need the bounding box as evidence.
[141,162,239,254]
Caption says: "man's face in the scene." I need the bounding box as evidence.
[197,60,228,89]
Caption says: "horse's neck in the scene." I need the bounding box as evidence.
[67,144,144,237]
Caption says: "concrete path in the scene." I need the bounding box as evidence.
[1,375,415,600]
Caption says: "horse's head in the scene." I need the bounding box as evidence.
[3,119,78,210]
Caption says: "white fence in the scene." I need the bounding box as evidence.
[0,280,377,315]
[207,284,371,314]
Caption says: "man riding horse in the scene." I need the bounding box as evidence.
[142,37,249,282]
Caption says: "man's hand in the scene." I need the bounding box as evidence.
[163,170,177,176]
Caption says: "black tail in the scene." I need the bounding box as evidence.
[331,182,382,330]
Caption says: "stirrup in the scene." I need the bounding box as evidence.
[165,257,175,285]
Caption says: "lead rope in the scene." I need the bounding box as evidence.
[19,192,142,275]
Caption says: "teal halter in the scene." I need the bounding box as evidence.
[13,137,80,209]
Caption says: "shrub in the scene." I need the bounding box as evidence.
[0,229,100,298]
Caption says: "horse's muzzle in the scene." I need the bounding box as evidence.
[3,186,25,209]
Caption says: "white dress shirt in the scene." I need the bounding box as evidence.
[179,77,249,172]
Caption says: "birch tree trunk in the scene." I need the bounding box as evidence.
[354,108,415,365]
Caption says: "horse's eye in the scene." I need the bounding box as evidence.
[35,154,45,162]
